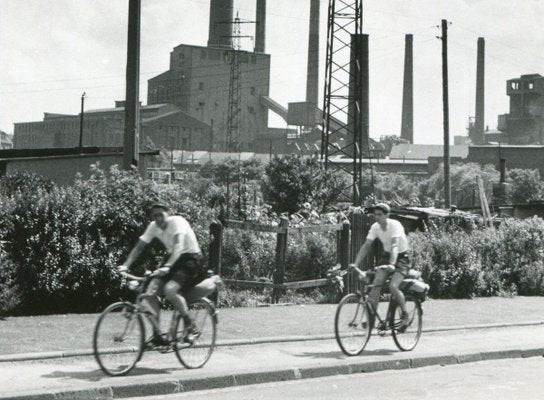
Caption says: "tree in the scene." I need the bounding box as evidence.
[372,172,421,206]
[508,169,544,203]
[199,158,264,186]
[261,155,348,214]
[419,163,499,208]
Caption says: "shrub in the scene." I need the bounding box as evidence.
[0,246,21,317]
[411,228,483,299]
[0,171,55,197]
[0,165,214,315]
[262,155,348,214]
[508,169,544,204]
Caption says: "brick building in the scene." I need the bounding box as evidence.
[0,147,158,185]
[497,74,544,144]
[467,145,544,176]
[148,44,271,152]
[13,102,212,151]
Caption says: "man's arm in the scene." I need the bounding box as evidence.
[121,239,147,269]
[352,239,373,267]
[389,237,399,266]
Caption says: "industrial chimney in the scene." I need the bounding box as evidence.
[305,0,320,106]
[255,0,266,52]
[400,34,413,143]
[473,37,485,145]
[208,0,234,48]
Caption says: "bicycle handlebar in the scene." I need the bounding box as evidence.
[348,264,367,280]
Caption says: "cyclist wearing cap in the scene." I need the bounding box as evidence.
[351,203,411,330]
[118,202,204,344]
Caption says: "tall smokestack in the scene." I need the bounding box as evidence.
[305,0,320,106]
[474,37,485,145]
[208,0,233,48]
[255,0,266,53]
[400,34,413,143]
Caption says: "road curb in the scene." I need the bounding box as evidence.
[1,320,543,363]
[2,347,544,400]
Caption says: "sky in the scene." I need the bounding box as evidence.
[1,0,543,144]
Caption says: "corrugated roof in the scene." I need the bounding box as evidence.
[389,144,468,160]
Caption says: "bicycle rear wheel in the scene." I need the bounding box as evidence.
[173,298,217,369]
[390,298,422,351]
[93,302,144,376]
[335,293,371,356]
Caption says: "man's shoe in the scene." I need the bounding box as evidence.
[184,323,200,344]
[398,311,411,333]
[149,334,170,347]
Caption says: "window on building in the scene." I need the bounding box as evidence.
[528,82,534,90]
[200,50,207,59]
[211,118,214,126]
[240,53,249,63]
[178,53,185,60]
[199,82,205,90]
[248,106,255,114]
[251,55,257,64]
[250,86,256,95]
[182,138,188,148]
[210,51,220,60]
[511,82,520,90]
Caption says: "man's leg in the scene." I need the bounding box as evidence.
[163,279,190,320]
[163,277,198,341]
[368,268,389,314]
[389,272,410,328]
[141,278,165,337]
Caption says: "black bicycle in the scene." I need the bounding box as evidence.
[93,270,220,376]
[334,265,426,356]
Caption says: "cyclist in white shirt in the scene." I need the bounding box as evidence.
[351,203,411,330]
[118,202,204,344]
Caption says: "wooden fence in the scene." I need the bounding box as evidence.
[208,216,350,301]
[208,210,377,299]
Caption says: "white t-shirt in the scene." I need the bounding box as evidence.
[139,216,201,264]
[366,218,409,254]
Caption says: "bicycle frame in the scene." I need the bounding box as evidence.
[121,271,218,343]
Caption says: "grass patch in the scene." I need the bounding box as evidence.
[0,296,543,355]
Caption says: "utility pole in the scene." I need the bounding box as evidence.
[170,132,174,184]
[222,12,254,218]
[79,92,86,151]
[441,19,451,208]
[123,0,141,170]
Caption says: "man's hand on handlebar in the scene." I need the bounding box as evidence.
[152,266,170,277]
[117,265,128,273]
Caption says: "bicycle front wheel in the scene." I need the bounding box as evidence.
[390,298,422,351]
[335,293,371,356]
[173,298,217,369]
[93,301,145,376]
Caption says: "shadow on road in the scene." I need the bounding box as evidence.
[296,348,397,360]
[42,366,180,382]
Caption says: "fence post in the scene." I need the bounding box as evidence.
[208,220,223,305]
[273,216,289,302]
[349,209,375,293]
[209,220,223,275]
[339,219,350,269]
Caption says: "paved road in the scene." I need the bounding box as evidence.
[124,357,544,400]
[1,325,543,398]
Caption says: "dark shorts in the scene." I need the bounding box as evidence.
[377,252,411,276]
[165,253,205,292]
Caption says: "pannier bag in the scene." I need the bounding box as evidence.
[399,278,430,301]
